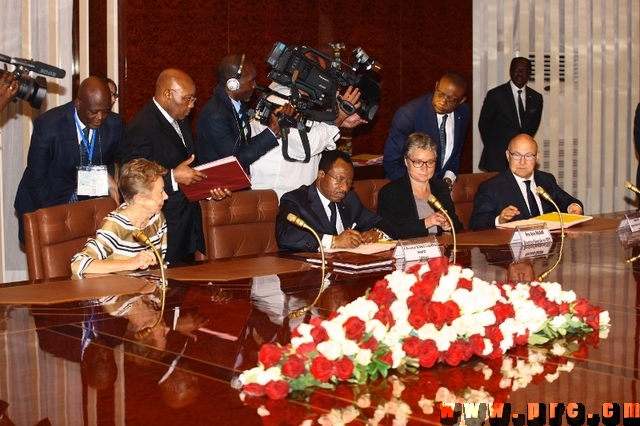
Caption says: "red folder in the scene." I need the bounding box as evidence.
[179,156,251,202]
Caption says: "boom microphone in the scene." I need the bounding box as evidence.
[10,57,66,78]
[133,229,167,290]
[427,194,457,263]
[625,181,640,196]
[535,186,565,281]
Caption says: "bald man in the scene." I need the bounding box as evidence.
[469,134,583,230]
[14,76,123,244]
[121,69,229,264]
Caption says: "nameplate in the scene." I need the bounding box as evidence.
[510,223,553,247]
[618,212,640,234]
[510,241,553,261]
[394,236,441,262]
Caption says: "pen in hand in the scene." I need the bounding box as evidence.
[350,222,357,230]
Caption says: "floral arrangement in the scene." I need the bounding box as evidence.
[238,257,610,400]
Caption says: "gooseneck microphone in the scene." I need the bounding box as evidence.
[132,229,168,340]
[535,186,564,281]
[427,194,457,264]
[625,181,640,196]
[286,213,327,319]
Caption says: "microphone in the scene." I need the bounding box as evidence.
[625,181,640,196]
[427,194,457,263]
[10,57,66,78]
[535,186,565,281]
[285,213,327,319]
[625,252,640,264]
[133,230,167,290]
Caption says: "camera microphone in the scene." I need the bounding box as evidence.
[10,57,66,79]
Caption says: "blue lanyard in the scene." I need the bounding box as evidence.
[74,117,97,166]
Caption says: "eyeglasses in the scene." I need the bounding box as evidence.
[325,172,353,187]
[509,151,537,161]
[407,158,437,168]
[110,92,119,99]
[434,89,463,106]
[170,89,197,104]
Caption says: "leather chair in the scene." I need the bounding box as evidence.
[451,172,498,229]
[23,197,117,280]
[198,189,279,260]
[352,179,390,213]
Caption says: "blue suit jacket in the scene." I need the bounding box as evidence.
[469,170,583,230]
[14,101,123,242]
[478,82,543,172]
[276,184,394,252]
[383,92,470,181]
[196,84,278,170]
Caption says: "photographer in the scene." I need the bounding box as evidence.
[0,70,18,112]
[250,82,366,198]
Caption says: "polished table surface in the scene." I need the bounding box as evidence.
[0,215,638,425]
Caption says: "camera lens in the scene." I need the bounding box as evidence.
[15,75,47,109]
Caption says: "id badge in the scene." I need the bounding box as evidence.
[77,165,109,196]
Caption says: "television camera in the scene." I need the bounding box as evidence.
[251,42,382,126]
[0,53,66,109]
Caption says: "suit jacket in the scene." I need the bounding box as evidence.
[276,184,395,252]
[377,176,463,239]
[469,170,583,230]
[196,84,279,170]
[14,101,123,243]
[120,100,204,264]
[478,82,543,172]
[383,92,470,181]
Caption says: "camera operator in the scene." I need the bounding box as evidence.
[250,81,366,199]
[0,70,18,112]
[196,54,295,171]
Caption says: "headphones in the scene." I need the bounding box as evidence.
[226,53,245,92]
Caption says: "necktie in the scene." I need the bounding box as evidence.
[80,126,91,166]
[439,114,448,166]
[517,90,526,127]
[524,180,541,217]
[172,120,185,146]
[238,106,250,140]
[328,202,338,234]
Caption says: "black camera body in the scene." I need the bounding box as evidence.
[264,42,381,122]
[0,53,66,109]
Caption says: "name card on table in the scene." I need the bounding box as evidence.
[509,240,553,261]
[394,236,442,262]
[617,212,640,246]
[509,223,553,247]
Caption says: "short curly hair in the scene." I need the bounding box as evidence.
[118,158,167,204]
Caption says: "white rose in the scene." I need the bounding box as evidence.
[317,340,342,361]
[355,348,372,365]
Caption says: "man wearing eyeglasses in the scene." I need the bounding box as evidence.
[469,134,582,230]
[383,72,469,191]
[276,150,394,252]
[120,68,230,264]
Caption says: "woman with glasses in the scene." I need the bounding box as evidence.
[378,132,462,239]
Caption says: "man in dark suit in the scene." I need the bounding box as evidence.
[383,72,470,190]
[14,76,123,244]
[633,102,640,193]
[196,54,294,170]
[469,134,583,230]
[120,69,229,264]
[276,150,394,252]
[478,57,544,172]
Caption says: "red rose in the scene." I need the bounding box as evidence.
[457,277,472,290]
[405,263,422,275]
[546,302,560,317]
[408,309,428,329]
[407,294,427,312]
[281,355,305,379]
[243,382,266,396]
[443,340,466,366]
[258,343,284,368]
[309,317,323,327]
[418,340,439,368]
[344,316,366,341]
[513,331,529,346]
[572,343,589,360]
[572,298,590,317]
[484,325,503,344]
[379,350,393,366]
[333,357,354,380]
[361,336,379,351]
[310,355,334,382]
[468,334,485,356]
[443,300,461,325]
[265,380,290,399]
[402,336,422,357]
[296,342,317,359]
[558,302,570,314]
[427,256,449,276]
[492,302,515,323]
[425,301,446,328]
[310,325,329,343]
[412,279,437,300]
[367,280,397,308]
[374,308,396,327]
[529,285,547,304]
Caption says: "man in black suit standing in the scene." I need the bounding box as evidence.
[469,134,582,230]
[276,150,394,252]
[478,57,543,172]
[120,68,229,264]
[196,54,294,170]
[14,76,123,244]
